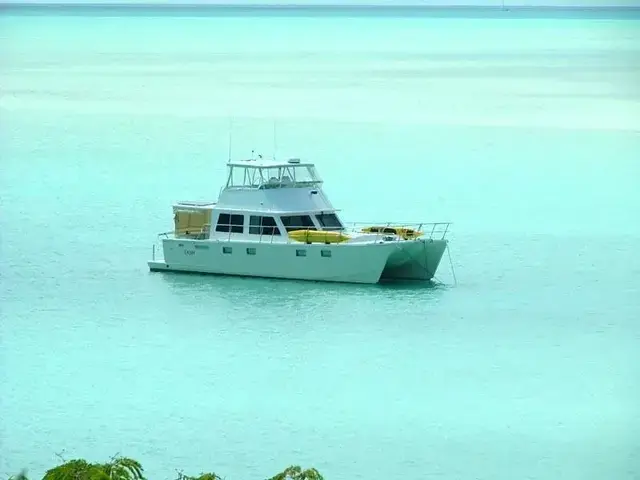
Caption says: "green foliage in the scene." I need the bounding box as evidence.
[266,465,324,480]
[8,456,324,480]
[43,459,109,480]
[100,457,144,480]
[42,456,144,480]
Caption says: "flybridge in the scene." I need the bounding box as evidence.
[224,158,323,190]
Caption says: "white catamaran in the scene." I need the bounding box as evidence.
[148,156,452,284]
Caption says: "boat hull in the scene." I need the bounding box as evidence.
[149,237,447,284]
[381,238,448,281]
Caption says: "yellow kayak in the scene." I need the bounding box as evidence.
[288,229,350,244]
[360,226,423,240]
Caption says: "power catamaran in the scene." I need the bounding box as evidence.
[148,157,452,284]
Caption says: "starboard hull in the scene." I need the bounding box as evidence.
[381,238,448,281]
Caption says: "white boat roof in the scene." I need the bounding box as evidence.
[227,158,314,169]
[175,200,216,207]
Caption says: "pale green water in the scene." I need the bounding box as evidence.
[1,7,640,480]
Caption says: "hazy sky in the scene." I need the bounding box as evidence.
[2,0,640,6]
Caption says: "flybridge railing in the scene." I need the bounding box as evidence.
[155,222,451,245]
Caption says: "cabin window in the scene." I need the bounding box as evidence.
[222,246,232,254]
[316,213,343,231]
[194,244,209,250]
[249,215,280,236]
[281,215,316,232]
[321,249,332,258]
[215,213,244,233]
[296,249,307,257]
[246,247,256,255]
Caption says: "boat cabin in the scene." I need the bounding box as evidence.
[172,209,344,240]
[172,157,345,240]
[212,210,344,237]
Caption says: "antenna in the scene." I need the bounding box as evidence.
[227,117,233,162]
[273,120,278,161]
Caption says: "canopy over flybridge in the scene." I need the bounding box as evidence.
[224,157,323,190]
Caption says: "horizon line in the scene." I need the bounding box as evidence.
[2,2,639,8]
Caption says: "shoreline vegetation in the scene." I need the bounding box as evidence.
[8,456,325,480]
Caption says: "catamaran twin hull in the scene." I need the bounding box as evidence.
[149,236,448,284]
[147,156,451,284]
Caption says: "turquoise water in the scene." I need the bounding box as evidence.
[1,7,640,480]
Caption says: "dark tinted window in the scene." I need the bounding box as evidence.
[281,215,316,232]
[249,216,280,236]
[216,213,244,233]
[217,213,230,225]
[316,213,343,231]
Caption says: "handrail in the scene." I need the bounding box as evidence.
[159,224,211,239]
[341,222,451,241]
[156,221,451,245]
[224,180,323,191]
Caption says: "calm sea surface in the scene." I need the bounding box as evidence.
[1,6,639,480]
